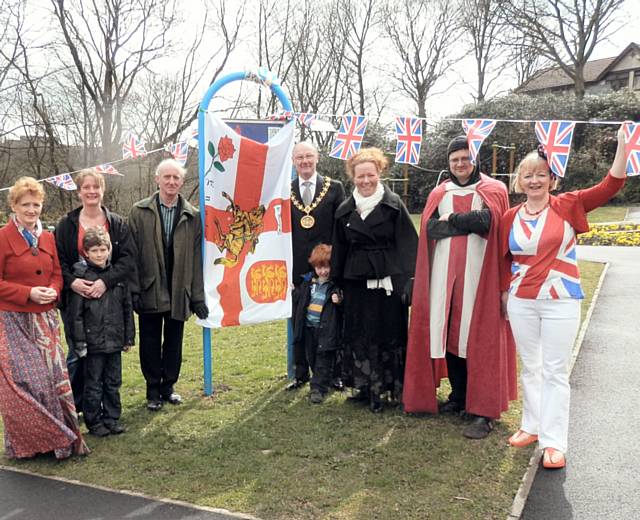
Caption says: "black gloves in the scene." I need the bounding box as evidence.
[191,301,209,319]
[132,293,141,313]
[401,278,414,306]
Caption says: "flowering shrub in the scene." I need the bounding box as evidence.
[577,223,640,246]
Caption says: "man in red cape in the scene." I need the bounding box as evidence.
[403,136,517,439]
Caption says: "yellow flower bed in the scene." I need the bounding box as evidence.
[577,223,640,246]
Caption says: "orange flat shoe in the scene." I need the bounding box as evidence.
[542,448,566,469]
[508,430,539,448]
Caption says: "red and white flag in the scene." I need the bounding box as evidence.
[199,114,295,328]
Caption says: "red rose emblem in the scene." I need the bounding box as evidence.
[218,136,235,162]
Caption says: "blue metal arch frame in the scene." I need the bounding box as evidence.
[197,71,292,396]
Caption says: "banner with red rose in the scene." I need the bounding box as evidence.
[198,113,295,328]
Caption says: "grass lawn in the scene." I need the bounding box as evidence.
[585,206,627,223]
[0,259,604,520]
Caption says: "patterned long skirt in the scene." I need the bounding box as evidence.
[0,310,89,459]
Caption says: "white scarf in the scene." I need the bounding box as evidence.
[353,182,384,220]
[352,183,393,295]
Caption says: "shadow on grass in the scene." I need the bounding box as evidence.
[2,316,535,520]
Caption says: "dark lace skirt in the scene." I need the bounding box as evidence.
[341,279,408,399]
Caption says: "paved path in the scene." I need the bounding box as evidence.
[522,246,640,519]
[0,466,254,520]
[624,206,640,224]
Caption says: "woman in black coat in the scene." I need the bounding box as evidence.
[331,147,418,412]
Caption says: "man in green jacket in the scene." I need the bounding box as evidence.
[128,159,209,411]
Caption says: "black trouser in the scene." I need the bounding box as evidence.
[83,352,122,429]
[446,351,468,407]
[293,327,312,383]
[302,326,336,394]
[138,312,185,401]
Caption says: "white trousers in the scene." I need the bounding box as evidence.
[507,295,581,453]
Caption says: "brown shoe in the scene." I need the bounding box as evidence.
[463,416,494,439]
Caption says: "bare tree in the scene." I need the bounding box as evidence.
[335,0,380,115]
[509,30,552,86]
[50,0,178,160]
[384,0,462,118]
[461,0,508,103]
[505,0,625,98]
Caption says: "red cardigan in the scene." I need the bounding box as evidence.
[0,220,63,312]
[499,172,625,292]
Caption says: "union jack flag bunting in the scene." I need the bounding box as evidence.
[169,141,190,166]
[622,122,640,176]
[268,111,293,121]
[95,163,123,176]
[461,119,496,165]
[394,117,422,165]
[179,126,198,148]
[122,131,147,160]
[534,120,576,178]
[297,112,316,128]
[45,173,77,191]
[329,115,368,160]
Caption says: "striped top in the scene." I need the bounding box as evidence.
[508,207,583,300]
[305,279,329,328]
[159,199,178,244]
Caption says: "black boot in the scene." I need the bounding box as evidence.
[369,392,383,414]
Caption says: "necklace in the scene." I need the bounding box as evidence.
[290,177,331,229]
[523,201,549,217]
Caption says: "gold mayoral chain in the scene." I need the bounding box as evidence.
[291,176,331,229]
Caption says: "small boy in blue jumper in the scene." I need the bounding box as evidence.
[68,227,134,436]
[292,244,342,404]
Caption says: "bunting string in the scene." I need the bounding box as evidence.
[1,113,638,194]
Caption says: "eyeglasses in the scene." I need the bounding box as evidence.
[449,157,471,165]
[293,153,316,161]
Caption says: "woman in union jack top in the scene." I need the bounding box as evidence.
[499,125,628,469]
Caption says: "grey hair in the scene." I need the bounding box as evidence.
[292,140,318,155]
[155,158,186,178]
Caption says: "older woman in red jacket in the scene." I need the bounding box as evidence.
[0,177,88,459]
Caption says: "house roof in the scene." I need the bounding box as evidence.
[516,42,640,93]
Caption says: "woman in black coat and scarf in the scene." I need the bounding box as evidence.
[331,147,418,412]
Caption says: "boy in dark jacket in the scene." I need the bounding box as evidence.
[292,244,342,404]
[68,227,134,436]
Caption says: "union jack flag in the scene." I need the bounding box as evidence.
[509,209,582,299]
[268,111,293,121]
[45,173,77,191]
[461,119,496,165]
[534,120,576,178]
[329,115,368,160]
[623,122,640,176]
[122,131,147,160]
[95,163,123,176]
[297,112,316,128]
[169,141,190,166]
[180,126,198,148]
[394,117,422,165]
